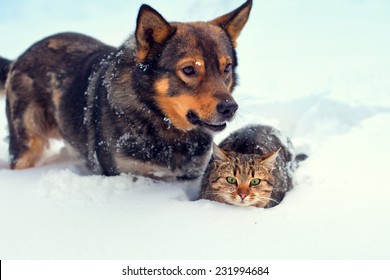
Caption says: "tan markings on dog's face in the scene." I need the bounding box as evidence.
[154,82,221,131]
[154,78,170,96]
[218,55,234,91]
[175,57,206,87]
[154,92,196,130]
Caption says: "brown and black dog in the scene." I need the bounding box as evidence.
[1,1,252,180]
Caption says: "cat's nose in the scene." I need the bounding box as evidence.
[239,193,248,200]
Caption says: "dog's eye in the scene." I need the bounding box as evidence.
[182,66,197,76]
[224,63,232,73]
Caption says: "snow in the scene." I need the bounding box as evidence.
[1,0,390,259]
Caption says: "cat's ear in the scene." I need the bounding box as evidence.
[261,148,280,171]
[210,0,252,48]
[212,143,230,162]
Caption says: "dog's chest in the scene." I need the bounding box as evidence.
[113,149,211,181]
[109,130,212,180]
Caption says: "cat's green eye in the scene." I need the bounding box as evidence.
[250,178,261,186]
[226,176,237,184]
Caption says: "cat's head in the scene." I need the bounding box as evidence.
[207,143,279,207]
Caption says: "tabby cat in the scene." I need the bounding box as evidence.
[199,125,305,208]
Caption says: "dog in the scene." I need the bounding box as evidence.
[1,0,252,180]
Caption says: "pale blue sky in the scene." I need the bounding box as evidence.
[2,0,390,59]
[0,0,236,57]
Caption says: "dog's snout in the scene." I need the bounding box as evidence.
[216,100,238,119]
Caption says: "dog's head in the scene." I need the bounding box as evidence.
[135,0,252,132]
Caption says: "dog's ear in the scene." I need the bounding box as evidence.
[135,5,175,61]
[210,0,252,48]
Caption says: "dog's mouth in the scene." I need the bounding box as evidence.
[186,111,227,132]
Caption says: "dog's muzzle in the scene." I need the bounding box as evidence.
[186,100,238,132]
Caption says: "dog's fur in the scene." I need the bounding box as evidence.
[2,1,252,180]
[0,57,11,93]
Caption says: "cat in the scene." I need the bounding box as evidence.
[199,124,306,208]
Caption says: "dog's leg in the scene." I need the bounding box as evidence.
[5,66,59,170]
[7,100,50,170]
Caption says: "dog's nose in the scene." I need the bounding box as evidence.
[216,100,238,119]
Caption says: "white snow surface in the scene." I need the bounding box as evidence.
[1,0,390,259]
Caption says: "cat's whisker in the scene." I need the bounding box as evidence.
[253,195,279,204]
[201,190,221,196]
[231,113,249,129]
